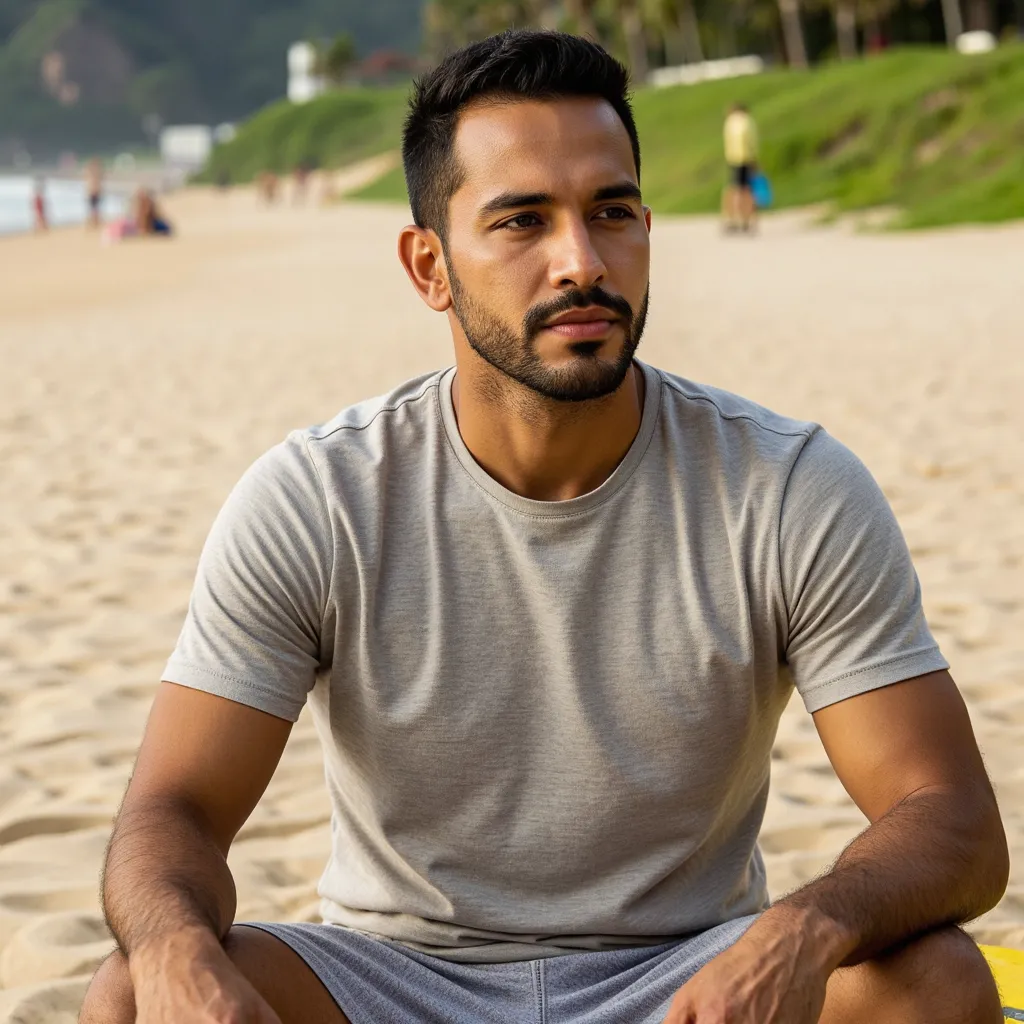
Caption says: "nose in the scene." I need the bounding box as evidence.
[547,215,607,291]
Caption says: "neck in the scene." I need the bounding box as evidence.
[450,355,645,502]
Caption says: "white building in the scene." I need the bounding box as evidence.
[159,125,214,174]
[288,41,326,104]
[648,56,765,89]
[955,30,997,53]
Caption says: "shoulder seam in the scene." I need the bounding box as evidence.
[308,378,442,442]
[300,434,338,631]
[661,377,815,440]
[775,425,824,653]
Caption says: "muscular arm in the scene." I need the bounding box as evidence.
[103,682,292,967]
[769,669,1009,966]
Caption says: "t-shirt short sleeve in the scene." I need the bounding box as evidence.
[162,433,332,722]
[779,429,948,713]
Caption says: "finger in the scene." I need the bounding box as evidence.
[661,998,696,1024]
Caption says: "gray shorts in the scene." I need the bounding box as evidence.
[246,915,757,1023]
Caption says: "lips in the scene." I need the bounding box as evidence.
[546,307,620,327]
[544,307,620,339]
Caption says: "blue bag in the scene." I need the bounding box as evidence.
[750,172,773,209]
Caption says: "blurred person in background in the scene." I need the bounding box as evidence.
[293,160,313,204]
[722,102,759,233]
[257,170,281,204]
[103,188,172,242]
[82,29,1006,1024]
[31,178,48,232]
[134,188,173,235]
[85,158,104,228]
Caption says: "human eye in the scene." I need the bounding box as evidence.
[595,206,635,221]
[499,212,543,231]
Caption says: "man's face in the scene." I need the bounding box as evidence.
[443,97,651,403]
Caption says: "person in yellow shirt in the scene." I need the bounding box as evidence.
[722,102,759,233]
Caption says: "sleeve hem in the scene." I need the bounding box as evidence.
[798,646,950,714]
[162,658,305,723]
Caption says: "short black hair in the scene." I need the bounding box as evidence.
[402,30,640,237]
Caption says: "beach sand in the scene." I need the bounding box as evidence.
[0,188,1021,1021]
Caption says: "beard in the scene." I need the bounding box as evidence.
[448,266,649,404]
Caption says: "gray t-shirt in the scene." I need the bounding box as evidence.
[164,361,947,962]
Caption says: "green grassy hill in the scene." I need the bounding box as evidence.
[633,44,1024,228]
[207,45,1024,229]
[201,87,409,184]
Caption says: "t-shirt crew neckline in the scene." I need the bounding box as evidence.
[437,360,663,518]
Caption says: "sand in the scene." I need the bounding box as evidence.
[0,187,1021,1021]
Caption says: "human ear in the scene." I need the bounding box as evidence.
[398,225,451,313]
[643,206,652,232]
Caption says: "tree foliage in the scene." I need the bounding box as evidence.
[3,0,1019,158]
[0,0,422,155]
[317,33,357,84]
[425,0,1016,77]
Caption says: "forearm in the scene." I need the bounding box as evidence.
[102,795,238,962]
[770,784,1008,967]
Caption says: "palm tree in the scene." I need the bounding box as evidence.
[857,0,903,53]
[615,0,651,79]
[776,0,809,67]
[527,0,565,27]
[565,0,604,41]
[657,0,705,64]
[939,0,965,40]
[423,0,473,52]
[833,0,858,58]
[317,34,356,84]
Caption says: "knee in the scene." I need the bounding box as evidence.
[828,927,1003,1024]
[79,948,134,1024]
[77,929,252,1024]
[903,928,1002,1023]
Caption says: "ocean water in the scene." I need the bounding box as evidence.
[0,175,127,236]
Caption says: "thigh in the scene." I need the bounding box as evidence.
[246,921,534,1024]
[228,925,351,1024]
[546,916,759,1024]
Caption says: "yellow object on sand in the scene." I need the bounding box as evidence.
[982,945,1024,1021]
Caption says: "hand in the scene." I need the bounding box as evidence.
[131,929,283,1024]
[661,909,841,1023]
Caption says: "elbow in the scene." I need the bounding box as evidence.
[966,796,1009,918]
[981,826,1010,914]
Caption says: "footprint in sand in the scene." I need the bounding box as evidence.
[0,911,113,988]
[0,889,100,916]
[0,974,93,1024]
[0,884,103,959]
[0,813,113,847]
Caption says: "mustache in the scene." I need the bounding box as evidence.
[523,287,635,340]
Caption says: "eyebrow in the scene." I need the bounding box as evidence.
[593,182,643,203]
[477,181,643,221]
[478,191,554,219]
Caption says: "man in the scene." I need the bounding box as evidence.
[722,102,758,233]
[85,158,104,228]
[82,30,1008,1024]
[32,177,49,233]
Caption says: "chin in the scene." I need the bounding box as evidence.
[530,357,634,403]
[565,339,610,358]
